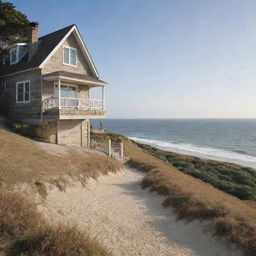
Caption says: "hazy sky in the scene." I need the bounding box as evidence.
[10,0,256,118]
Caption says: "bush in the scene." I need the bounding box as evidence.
[6,120,56,141]
[137,143,256,201]
[35,121,56,141]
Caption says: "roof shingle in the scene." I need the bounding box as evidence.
[0,24,74,76]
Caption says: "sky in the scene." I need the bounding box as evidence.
[9,0,256,118]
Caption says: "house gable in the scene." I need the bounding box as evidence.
[40,26,99,78]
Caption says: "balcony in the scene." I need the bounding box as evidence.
[42,96,105,119]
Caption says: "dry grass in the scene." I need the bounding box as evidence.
[0,188,111,256]
[0,129,121,256]
[0,129,122,188]
[91,132,256,256]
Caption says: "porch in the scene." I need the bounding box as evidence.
[42,71,107,119]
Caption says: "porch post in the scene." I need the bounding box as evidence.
[58,78,61,109]
[102,85,105,111]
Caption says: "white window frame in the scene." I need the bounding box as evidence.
[63,46,77,67]
[16,80,30,103]
[10,47,19,65]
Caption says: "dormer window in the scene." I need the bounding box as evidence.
[9,43,28,65]
[63,46,77,66]
[10,48,18,64]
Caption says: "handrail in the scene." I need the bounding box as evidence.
[42,96,104,111]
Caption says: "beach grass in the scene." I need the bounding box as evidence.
[0,129,122,186]
[137,143,256,201]
[91,132,256,256]
[0,187,111,256]
[0,129,121,256]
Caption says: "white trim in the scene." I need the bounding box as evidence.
[44,75,107,86]
[63,46,77,67]
[8,43,28,49]
[39,26,75,69]
[60,115,105,120]
[73,26,99,78]
[10,47,19,65]
[16,80,31,103]
[39,25,99,78]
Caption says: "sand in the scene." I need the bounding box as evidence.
[38,167,242,256]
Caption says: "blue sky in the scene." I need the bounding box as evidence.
[10,0,256,118]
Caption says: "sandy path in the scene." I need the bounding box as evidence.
[39,167,242,256]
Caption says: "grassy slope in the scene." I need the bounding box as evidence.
[137,143,256,201]
[91,132,256,256]
[0,129,122,256]
[0,129,121,186]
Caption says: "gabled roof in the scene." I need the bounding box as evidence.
[0,24,99,78]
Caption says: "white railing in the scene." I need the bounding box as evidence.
[42,96,104,111]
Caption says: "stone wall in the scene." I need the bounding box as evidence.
[57,119,89,147]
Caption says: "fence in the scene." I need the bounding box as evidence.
[90,137,124,160]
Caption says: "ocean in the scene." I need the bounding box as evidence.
[92,119,256,168]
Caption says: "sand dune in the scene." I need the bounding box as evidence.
[38,167,242,256]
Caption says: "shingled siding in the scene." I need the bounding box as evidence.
[3,69,42,122]
[42,32,93,76]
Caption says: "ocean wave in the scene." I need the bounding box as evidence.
[129,137,256,165]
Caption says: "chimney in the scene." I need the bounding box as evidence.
[28,22,39,61]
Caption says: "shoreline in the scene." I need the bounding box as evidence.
[130,137,256,169]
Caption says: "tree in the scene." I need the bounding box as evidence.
[0,1,30,58]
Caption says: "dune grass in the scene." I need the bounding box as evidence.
[91,132,256,256]
[0,129,122,187]
[137,143,256,201]
[0,129,121,256]
[0,188,111,256]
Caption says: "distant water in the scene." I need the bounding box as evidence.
[92,119,256,168]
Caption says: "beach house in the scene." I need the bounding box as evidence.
[0,22,107,147]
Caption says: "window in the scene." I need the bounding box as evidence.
[54,84,77,98]
[63,46,77,66]
[10,48,18,64]
[16,81,30,103]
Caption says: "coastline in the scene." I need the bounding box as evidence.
[130,137,256,168]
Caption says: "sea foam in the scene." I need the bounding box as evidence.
[129,137,256,167]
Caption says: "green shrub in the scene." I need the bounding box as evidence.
[137,143,256,201]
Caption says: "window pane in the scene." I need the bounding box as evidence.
[25,82,30,92]
[61,85,68,97]
[25,92,29,101]
[70,49,77,66]
[63,48,69,64]
[17,83,24,102]
[11,49,17,63]
[68,87,77,98]
[24,82,30,101]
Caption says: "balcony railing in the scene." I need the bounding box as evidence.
[42,96,104,111]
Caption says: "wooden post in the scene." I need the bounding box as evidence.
[108,139,111,157]
[58,78,61,109]
[120,142,124,158]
